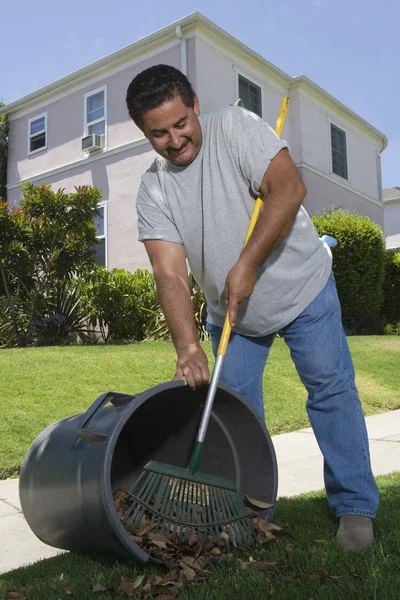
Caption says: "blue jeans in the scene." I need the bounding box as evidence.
[206,272,379,519]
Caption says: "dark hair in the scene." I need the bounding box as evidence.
[126,64,196,128]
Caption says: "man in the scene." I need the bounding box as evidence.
[126,64,378,550]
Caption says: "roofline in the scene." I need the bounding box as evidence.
[383,196,400,205]
[0,11,388,151]
[290,76,388,152]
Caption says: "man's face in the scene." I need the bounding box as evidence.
[141,94,202,166]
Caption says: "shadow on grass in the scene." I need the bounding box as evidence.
[1,474,400,600]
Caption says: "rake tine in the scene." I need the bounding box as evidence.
[161,477,179,535]
[124,472,154,529]
[215,487,230,552]
[154,476,172,533]
[148,474,169,530]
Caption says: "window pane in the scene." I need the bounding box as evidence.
[88,121,105,136]
[87,91,104,123]
[93,238,106,266]
[238,75,262,117]
[331,124,348,180]
[94,206,104,236]
[30,132,46,152]
[30,117,45,135]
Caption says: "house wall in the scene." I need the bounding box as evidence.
[7,44,182,188]
[297,91,381,204]
[299,167,384,227]
[193,36,291,141]
[8,142,156,272]
[383,201,400,249]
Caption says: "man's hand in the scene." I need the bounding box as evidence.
[224,259,257,327]
[174,343,210,389]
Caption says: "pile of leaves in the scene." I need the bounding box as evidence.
[113,489,292,598]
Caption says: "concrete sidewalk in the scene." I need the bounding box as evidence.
[1,409,400,575]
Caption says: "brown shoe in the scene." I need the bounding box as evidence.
[336,515,374,550]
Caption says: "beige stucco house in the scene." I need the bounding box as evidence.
[1,12,388,271]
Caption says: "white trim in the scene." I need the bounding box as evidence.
[297,162,383,209]
[84,85,107,153]
[328,118,350,183]
[6,39,181,122]
[7,136,150,190]
[383,196,400,205]
[376,151,383,203]
[27,112,47,155]
[175,25,187,75]
[95,202,108,268]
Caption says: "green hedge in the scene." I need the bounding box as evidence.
[312,209,386,333]
[382,248,400,326]
[82,267,157,343]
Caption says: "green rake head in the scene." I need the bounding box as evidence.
[122,460,259,550]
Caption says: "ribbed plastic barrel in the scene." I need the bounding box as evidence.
[19,380,277,563]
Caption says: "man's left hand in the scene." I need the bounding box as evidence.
[224,259,257,327]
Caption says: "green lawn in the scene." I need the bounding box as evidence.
[1,472,399,600]
[1,336,400,478]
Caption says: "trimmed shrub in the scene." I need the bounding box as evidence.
[82,267,157,343]
[382,248,400,327]
[145,272,208,341]
[312,209,386,333]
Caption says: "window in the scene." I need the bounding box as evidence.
[93,204,107,266]
[28,113,47,154]
[330,123,348,180]
[238,75,262,117]
[84,86,106,140]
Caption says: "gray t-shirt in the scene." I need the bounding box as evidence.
[137,106,332,336]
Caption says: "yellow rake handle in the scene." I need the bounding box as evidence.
[217,96,290,356]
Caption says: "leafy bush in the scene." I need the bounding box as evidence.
[0,183,101,346]
[145,272,208,341]
[32,281,91,346]
[382,249,400,327]
[312,209,386,334]
[82,267,157,343]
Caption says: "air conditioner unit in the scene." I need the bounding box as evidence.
[82,133,104,153]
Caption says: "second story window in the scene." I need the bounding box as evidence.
[28,113,47,154]
[330,123,348,180]
[85,87,106,138]
[238,75,262,117]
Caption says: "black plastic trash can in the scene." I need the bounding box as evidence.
[19,380,278,563]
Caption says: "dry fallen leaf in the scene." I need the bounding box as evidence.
[64,585,73,595]
[119,574,145,596]
[92,583,108,593]
[156,596,175,600]
[182,565,196,582]
[308,570,325,580]
[151,540,169,550]
[244,496,274,511]
[313,539,328,544]
[328,575,342,580]
[237,559,249,571]
[210,547,221,556]
[143,582,152,593]
[181,556,195,566]
[7,593,27,600]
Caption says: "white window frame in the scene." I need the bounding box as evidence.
[94,202,108,268]
[27,112,47,155]
[83,85,107,151]
[328,119,350,183]
[235,68,264,118]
